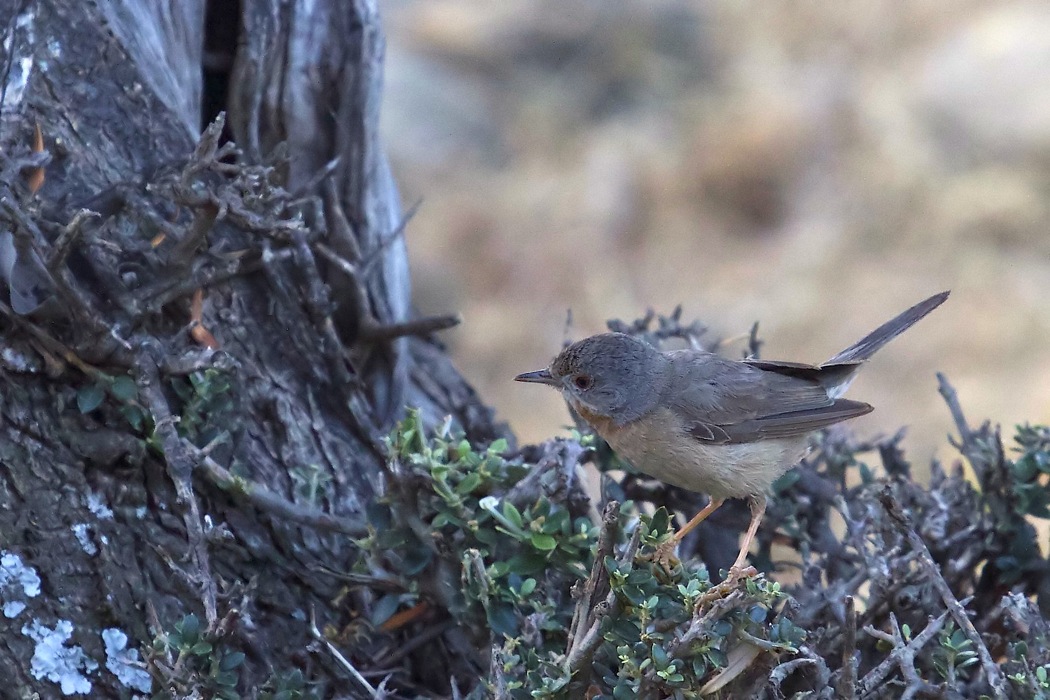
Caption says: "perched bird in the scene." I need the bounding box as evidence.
[515,291,949,576]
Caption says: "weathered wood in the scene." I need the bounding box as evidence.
[0,0,494,694]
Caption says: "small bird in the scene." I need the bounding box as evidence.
[515,291,949,576]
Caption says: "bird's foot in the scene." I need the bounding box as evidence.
[727,564,758,582]
[648,538,681,573]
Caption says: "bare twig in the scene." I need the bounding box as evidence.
[142,247,291,313]
[358,314,461,342]
[879,488,1007,698]
[309,606,378,698]
[188,440,367,537]
[375,619,457,667]
[358,198,422,279]
[136,345,218,622]
[290,156,341,199]
[170,200,221,266]
[937,372,974,445]
[315,242,460,341]
[0,298,108,378]
[837,595,857,698]
[859,611,946,699]
[567,501,620,653]
[565,524,642,675]
[48,208,98,271]
[287,228,357,388]
[768,646,832,696]
[490,646,510,700]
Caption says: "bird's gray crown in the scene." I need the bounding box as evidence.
[551,333,668,424]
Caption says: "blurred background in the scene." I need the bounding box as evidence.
[380,0,1050,467]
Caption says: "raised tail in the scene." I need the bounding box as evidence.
[823,290,949,366]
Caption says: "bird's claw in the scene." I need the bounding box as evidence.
[647,538,681,573]
[726,564,758,582]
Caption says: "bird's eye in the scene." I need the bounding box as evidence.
[573,374,593,390]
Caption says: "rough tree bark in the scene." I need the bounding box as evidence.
[0,0,497,695]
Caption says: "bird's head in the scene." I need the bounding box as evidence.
[515,333,665,423]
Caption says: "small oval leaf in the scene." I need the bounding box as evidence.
[77,384,106,413]
[109,375,138,402]
[530,533,557,551]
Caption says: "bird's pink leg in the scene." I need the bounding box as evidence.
[653,498,724,569]
[728,494,766,579]
[672,497,725,544]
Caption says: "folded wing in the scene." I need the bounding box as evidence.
[664,351,872,445]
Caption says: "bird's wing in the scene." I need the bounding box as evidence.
[664,351,872,444]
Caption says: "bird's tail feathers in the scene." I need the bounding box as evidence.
[823,291,949,366]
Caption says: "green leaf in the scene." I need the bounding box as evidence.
[507,551,548,575]
[652,644,669,669]
[474,527,499,546]
[530,533,557,551]
[649,508,670,537]
[215,670,239,686]
[456,471,482,495]
[109,375,138,401]
[120,404,146,431]
[1013,456,1038,482]
[503,502,524,529]
[608,616,640,642]
[77,384,106,413]
[487,603,518,638]
[177,613,200,643]
[399,543,433,576]
[545,508,570,535]
[748,605,767,624]
[370,593,402,627]
[190,641,213,655]
[519,578,537,597]
[220,651,245,671]
[625,569,652,586]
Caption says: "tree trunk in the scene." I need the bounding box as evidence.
[0,0,495,695]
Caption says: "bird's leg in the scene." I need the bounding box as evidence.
[673,497,725,544]
[728,494,766,580]
[653,497,724,569]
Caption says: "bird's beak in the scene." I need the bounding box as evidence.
[514,368,558,386]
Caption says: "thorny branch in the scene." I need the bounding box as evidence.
[879,488,1008,698]
[567,501,621,655]
[189,439,368,537]
[564,524,642,676]
[135,344,219,623]
[858,611,948,699]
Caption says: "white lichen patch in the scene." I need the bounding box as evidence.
[71,524,97,556]
[1,7,35,109]
[0,345,42,372]
[102,628,152,692]
[22,619,98,695]
[1,550,42,600]
[86,492,114,519]
[5,600,26,618]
